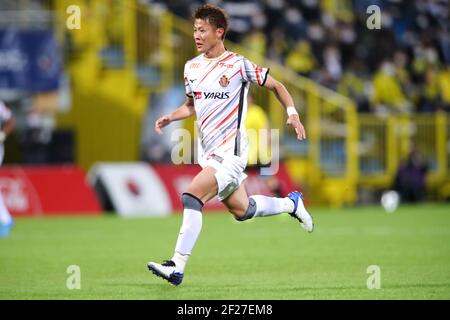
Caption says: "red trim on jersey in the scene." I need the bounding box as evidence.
[198,53,235,85]
[239,67,244,80]
[252,63,262,86]
[219,53,235,62]
[229,69,241,80]
[200,102,224,129]
[214,103,239,130]
[216,129,237,149]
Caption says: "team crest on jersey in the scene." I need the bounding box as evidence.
[219,75,230,87]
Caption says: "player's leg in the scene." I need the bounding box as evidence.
[0,193,14,238]
[184,165,219,203]
[223,183,293,220]
[147,166,218,285]
[223,184,314,232]
[220,183,249,219]
[171,166,217,269]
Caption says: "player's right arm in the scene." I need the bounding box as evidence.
[154,96,195,135]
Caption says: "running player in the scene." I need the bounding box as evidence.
[148,4,314,286]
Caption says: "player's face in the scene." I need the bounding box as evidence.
[193,19,223,53]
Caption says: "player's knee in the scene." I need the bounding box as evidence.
[230,207,246,221]
[233,198,256,222]
[182,193,204,211]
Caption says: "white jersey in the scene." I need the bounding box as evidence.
[183,50,269,165]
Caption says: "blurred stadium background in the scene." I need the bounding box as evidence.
[0,0,449,300]
[1,0,450,211]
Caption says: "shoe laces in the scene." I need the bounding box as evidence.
[162,260,176,267]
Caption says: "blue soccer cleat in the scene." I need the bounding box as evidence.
[147,260,184,286]
[0,220,14,238]
[287,191,314,233]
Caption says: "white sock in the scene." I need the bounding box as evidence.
[0,194,12,225]
[251,195,294,218]
[171,252,189,273]
[174,208,202,270]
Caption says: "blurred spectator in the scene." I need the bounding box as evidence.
[241,27,267,63]
[437,65,450,111]
[264,0,286,38]
[322,45,342,82]
[283,6,308,41]
[417,64,450,112]
[219,0,264,42]
[285,40,317,77]
[393,148,428,203]
[419,66,440,112]
[411,39,441,83]
[337,59,371,112]
[266,27,289,64]
[371,60,411,115]
[393,50,412,93]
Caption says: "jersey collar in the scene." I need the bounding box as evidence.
[202,50,229,61]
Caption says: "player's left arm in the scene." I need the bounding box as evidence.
[263,74,306,140]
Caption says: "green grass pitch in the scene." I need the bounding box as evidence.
[1,204,449,299]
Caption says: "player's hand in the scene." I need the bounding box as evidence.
[155,115,172,135]
[286,114,306,140]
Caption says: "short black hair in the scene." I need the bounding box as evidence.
[193,4,229,40]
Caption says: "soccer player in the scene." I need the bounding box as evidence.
[0,100,16,238]
[148,4,314,285]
